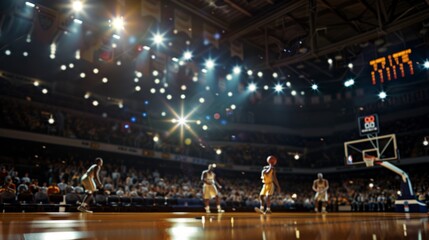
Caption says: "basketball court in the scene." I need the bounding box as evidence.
[1,212,428,239]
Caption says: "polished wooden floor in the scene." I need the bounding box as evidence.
[1,211,428,240]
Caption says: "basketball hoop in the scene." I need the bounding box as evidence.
[363,155,377,167]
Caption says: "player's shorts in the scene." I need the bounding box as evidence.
[203,184,218,199]
[260,182,274,196]
[81,174,96,193]
[314,191,328,202]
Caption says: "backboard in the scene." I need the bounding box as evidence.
[344,134,398,166]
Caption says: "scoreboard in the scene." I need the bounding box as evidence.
[358,114,379,136]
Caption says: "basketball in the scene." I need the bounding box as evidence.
[266,155,277,165]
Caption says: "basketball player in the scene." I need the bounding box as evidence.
[313,173,329,213]
[255,158,281,214]
[201,164,224,213]
[78,157,103,213]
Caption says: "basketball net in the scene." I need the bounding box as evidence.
[363,156,377,167]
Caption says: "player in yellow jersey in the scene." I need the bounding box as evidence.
[255,156,281,214]
[201,164,224,213]
[313,173,329,213]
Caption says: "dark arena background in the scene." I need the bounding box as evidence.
[1,0,429,239]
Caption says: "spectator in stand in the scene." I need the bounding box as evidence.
[57,178,68,194]
[21,173,31,184]
[29,179,40,194]
[47,182,60,195]
[1,176,17,194]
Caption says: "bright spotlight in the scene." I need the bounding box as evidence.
[327,58,333,64]
[135,86,141,91]
[25,2,35,8]
[216,149,222,155]
[272,72,278,78]
[344,79,355,87]
[111,16,125,31]
[378,91,387,99]
[311,84,318,90]
[291,90,297,96]
[92,100,99,106]
[348,63,353,69]
[423,137,428,146]
[153,32,165,45]
[233,66,241,74]
[424,61,429,69]
[294,154,300,160]
[71,0,83,12]
[73,18,83,24]
[230,104,236,110]
[226,74,232,81]
[257,71,263,78]
[274,83,283,93]
[177,117,187,126]
[247,70,253,76]
[227,92,233,97]
[248,83,257,92]
[152,70,159,77]
[48,115,55,124]
[263,85,269,90]
[42,88,48,94]
[205,59,215,69]
[183,51,192,60]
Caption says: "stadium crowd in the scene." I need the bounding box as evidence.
[1,95,428,168]
[0,142,428,212]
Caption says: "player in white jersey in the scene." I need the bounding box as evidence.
[201,164,224,213]
[312,173,329,213]
[78,157,103,213]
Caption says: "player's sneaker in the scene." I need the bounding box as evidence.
[254,207,265,214]
[217,209,225,213]
[265,209,272,214]
[314,208,318,213]
[321,209,328,213]
[77,206,93,213]
[205,208,211,213]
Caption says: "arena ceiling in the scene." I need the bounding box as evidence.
[178,0,429,82]
[0,0,429,127]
